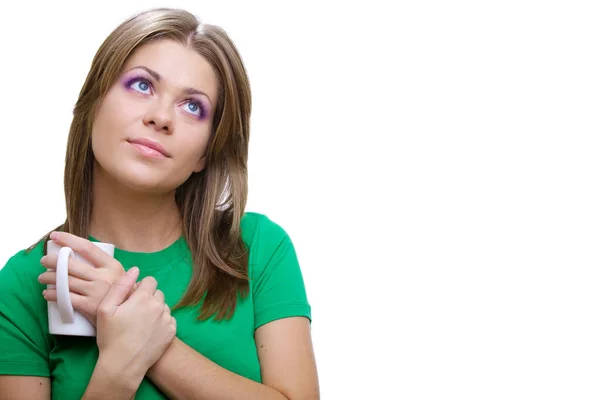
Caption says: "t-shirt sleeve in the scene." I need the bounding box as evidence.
[0,249,51,376]
[250,215,312,330]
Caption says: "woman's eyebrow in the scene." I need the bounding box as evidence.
[126,65,212,102]
[129,65,162,82]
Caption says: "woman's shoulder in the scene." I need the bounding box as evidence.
[241,211,291,246]
[0,239,45,279]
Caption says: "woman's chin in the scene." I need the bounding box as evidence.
[95,159,186,194]
[109,168,175,194]
[126,176,176,194]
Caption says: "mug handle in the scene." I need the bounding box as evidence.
[56,247,75,323]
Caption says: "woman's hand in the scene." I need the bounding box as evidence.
[38,231,131,326]
[95,267,177,377]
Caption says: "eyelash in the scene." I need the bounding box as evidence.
[124,76,207,120]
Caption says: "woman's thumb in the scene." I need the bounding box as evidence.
[98,267,140,317]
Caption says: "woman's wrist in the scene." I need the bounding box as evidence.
[84,351,147,398]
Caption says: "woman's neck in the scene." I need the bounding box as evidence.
[89,166,183,253]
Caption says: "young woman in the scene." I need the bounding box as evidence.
[0,7,319,400]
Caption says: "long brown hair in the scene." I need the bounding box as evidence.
[30,8,252,320]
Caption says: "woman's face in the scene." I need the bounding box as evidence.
[91,39,218,193]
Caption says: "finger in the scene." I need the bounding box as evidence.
[154,289,165,304]
[126,276,158,306]
[130,276,158,298]
[42,288,58,301]
[65,257,96,280]
[49,231,112,268]
[40,253,58,270]
[38,272,90,295]
[97,267,140,317]
[162,304,173,321]
[162,305,174,326]
[43,290,96,319]
[169,315,177,334]
[40,255,95,281]
[126,280,140,299]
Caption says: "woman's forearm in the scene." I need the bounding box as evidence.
[82,354,146,400]
[146,337,288,400]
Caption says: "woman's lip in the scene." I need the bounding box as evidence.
[127,138,171,158]
[129,142,168,158]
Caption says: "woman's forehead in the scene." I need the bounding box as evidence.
[122,40,218,100]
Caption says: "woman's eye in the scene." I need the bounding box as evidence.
[130,78,152,94]
[183,100,203,118]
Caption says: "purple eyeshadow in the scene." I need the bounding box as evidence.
[121,74,149,92]
[193,99,211,121]
[120,73,211,120]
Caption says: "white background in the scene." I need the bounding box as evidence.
[1,1,599,398]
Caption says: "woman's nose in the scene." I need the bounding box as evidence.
[143,101,173,134]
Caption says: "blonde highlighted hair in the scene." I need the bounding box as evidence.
[32,8,252,320]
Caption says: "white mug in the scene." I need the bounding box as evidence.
[46,240,115,336]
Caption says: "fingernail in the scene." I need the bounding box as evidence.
[42,290,47,296]
[127,267,139,276]
[40,256,47,264]
[50,232,59,240]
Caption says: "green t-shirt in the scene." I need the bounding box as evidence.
[0,212,311,399]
